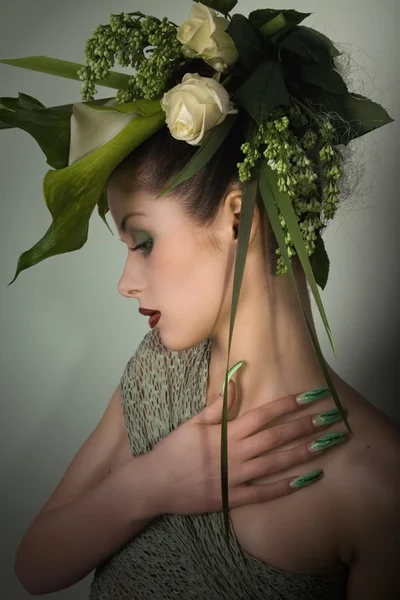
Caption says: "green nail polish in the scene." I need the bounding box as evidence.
[308,432,347,453]
[312,408,348,426]
[221,360,244,395]
[289,468,324,489]
[296,386,331,405]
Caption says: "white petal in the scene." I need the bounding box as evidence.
[177,19,202,44]
[214,15,229,32]
[203,103,223,132]
[190,105,207,145]
[190,3,213,21]
[186,20,213,54]
[181,81,216,105]
[68,103,139,165]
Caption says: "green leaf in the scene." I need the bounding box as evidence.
[259,161,352,435]
[0,119,13,130]
[127,11,147,18]
[300,85,394,143]
[7,101,165,286]
[235,60,290,125]
[261,162,337,356]
[221,361,244,395]
[301,26,342,58]
[258,13,289,40]
[0,93,112,169]
[221,174,259,545]
[249,9,312,30]
[97,187,113,234]
[226,14,266,72]
[156,113,238,198]
[344,92,395,137]
[301,64,348,95]
[193,0,238,15]
[0,56,130,89]
[309,234,330,290]
[277,26,341,64]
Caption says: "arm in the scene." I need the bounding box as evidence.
[14,454,161,596]
[344,452,400,599]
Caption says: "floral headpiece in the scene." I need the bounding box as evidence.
[1,0,393,546]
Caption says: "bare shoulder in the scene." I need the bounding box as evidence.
[326,381,400,566]
[335,382,400,468]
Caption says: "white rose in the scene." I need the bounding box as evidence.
[177,2,238,73]
[161,73,238,146]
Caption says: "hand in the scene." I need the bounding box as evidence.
[149,380,348,516]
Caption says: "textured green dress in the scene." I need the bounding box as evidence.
[89,329,349,599]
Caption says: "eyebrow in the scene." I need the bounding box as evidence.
[120,211,147,232]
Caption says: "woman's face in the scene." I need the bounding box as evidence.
[107,185,241,351]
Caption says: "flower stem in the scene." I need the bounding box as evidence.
[221,74,233,88]
[291,95,320,126]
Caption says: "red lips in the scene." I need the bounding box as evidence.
[139,308,160,316]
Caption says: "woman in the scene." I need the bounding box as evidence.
[98,120,400,599]
[7,2,400,598]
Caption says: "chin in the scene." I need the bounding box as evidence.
[157,327,208,354]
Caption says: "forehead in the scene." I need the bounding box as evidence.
[107,186,188,230]
[107,185,151,210]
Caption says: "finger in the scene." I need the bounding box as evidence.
[242,410,345,459]
[233,471,322,507]
[242,442,318,483]
[235,393,303,439]
[236,391,332,439]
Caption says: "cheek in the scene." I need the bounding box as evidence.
[154,234,226,306]
[171,254,225,313]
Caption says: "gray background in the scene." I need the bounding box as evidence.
[1,0,399,597]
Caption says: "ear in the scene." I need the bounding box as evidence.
[224,186,261,245]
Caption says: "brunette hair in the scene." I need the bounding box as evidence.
[107,111,289,275]
[107,56,359,278]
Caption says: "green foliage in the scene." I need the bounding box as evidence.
[193,0,238,15]
[260,160,336,353]
[0,56,130,89]
[301,64,348,95]
[309,235,330,290]
[97,187,113,234]
[259,161,351,437]
[157,114,238,197]
[236,60,290,124]
[301,86,394,143]
[220,174,258,545]
[0,93,111,169]
[78,13,188,103]
[249,8,311,29]
[277,26,341,64]
[226,14,267,72]
[249,9,311,42]
[7,101,165,287]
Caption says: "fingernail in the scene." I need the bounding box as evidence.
[296,386,331,405]
[312,407,349,427]
[289,468,324,489]
[221,360,244,395]
[308,432,347,453]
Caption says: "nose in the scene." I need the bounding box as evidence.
[118,281,140,298]
[117,260,141,299]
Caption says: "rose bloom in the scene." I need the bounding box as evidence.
[161,73,238,146]
[177,2,238,72]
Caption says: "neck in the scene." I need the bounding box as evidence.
[206,267,338,413]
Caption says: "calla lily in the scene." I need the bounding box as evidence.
[68,100,155,165]
[8,99,166,286]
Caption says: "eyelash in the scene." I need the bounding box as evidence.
[129,239,153,256]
